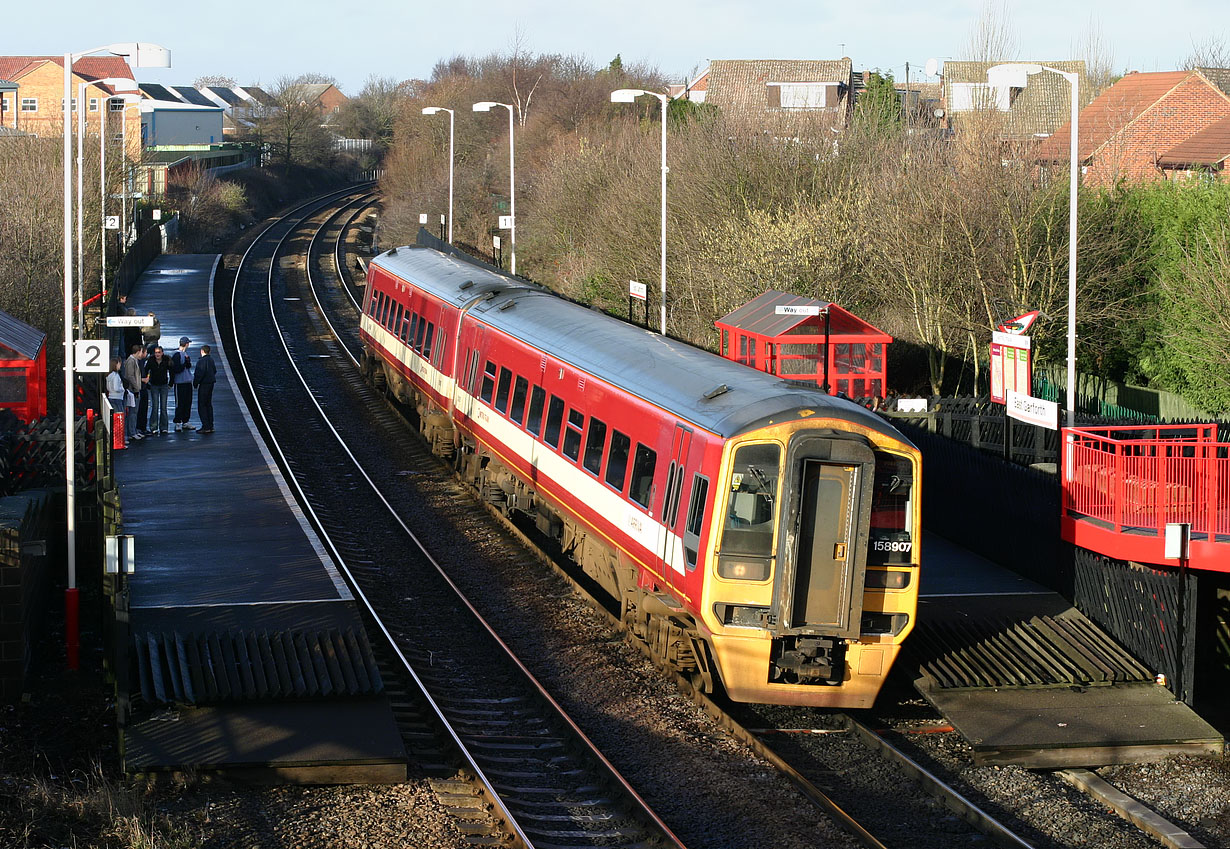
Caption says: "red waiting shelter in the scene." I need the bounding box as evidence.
[715,291,891,398]
[0,309,48,424]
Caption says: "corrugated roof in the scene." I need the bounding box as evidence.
[704,58,852,118]
[715,290,891,339]
[173,86,215,106]
[1158,114,1230,167]
[944,60,1088,139]
[0,309,46,360]
[1035,70,1192,162]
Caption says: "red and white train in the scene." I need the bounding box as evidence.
[360,246,921,707]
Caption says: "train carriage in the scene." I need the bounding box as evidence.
[360,246,920,708]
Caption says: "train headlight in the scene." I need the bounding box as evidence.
[717,555,771,581]
[865,569,912,590]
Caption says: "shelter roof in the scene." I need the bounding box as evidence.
[0,309,46,360]
[715,291,890,339]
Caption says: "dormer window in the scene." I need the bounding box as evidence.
[767,82,834,109]
[949,82,1011,112]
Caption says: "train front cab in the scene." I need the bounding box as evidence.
[701,419,919,707]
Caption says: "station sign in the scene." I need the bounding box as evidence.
[104,215,120,230]
[492,235,501,249]
[73,339,110,373]
[775,305,822,316]
[105,316,148,327]
[990,331,1031,405]
[1005,389,1058,430]
[419,213,428,225]
[629,280,647,301]
[498,215,514,230]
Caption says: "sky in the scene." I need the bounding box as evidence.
[11,0,1227,94]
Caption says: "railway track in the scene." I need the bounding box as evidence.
[217,187,1200,849]
[217,187,685,849]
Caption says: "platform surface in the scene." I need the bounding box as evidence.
[909,530,1223,767]
[114,254,405,781]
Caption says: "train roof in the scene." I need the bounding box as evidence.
[373,247,899,441]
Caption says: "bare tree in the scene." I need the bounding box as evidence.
[194,74,237,89]
[966,0,1019,62]
[1183,32,1230,70]
[1074,16,1116,94]
[293,72,338,86]
[263,76,335,172]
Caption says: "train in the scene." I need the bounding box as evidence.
[359,245,920,707]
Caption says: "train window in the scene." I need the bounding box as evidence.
[408,313,419,345]
[666,465,685,527]
[869,452,914,565]
[628,444,656,508]
[423,323,434,359]
[683,474,710,569]
[495,367,513,413]
[393,304,404,334]
[562,409,584,460]
[719,443,780,558]
[526,386,546,436]
[510,376,528,424]
[414,318,428,353]
[467,350,481,394]
[480,361,497,404]
[380,294,392,327]
[662,462,678,520]
[544,395,565,447]
[605,430,630,491]
[583,418,608,475]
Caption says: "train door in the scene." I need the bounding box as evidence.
[659,424,692,576]
[774,438,874,638]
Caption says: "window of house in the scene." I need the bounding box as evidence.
[544,395,565,446]
[21,98,37,112]
[767,82,829,108]
[495,367,513,413]
[509,376,528,424]
[629,444,656,508]
[480,360,497,403]
[526,386,546,436]
[562,409,584,460]
[109,98,125,111]
[89,98,99,112]
[605,430,631,491]
[583,418,607,475]
[0,96,8,112]
[61,98,78,112]
[949,82,1010,112]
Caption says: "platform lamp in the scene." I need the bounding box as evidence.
[421,106,454,243]
[472,101,516,275]
[988,62,1080,427]
[611,88,669,335]
[62,42,169,672]
[99,92,142,312]
[78,78,137,329]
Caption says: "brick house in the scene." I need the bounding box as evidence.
[294,83,348,120]
[0,56,141,150]
[941,60,1090,140]
[1035,68,1230,186]
[701,58,854,131]
[1157,114,1230,179]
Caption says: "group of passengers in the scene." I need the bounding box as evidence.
[104,309,218,448]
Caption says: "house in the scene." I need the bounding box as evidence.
[941,60,1089,140]
[669,67,709,102]
[700,58,854,131]
[1157,114,1230,179]
[0,55,140,145]
[293,83,347,119]
[1035,68,1230,186]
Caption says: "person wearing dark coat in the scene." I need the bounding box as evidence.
[145,346,173,434]
[193,345,218,433]
[171,336,195,432]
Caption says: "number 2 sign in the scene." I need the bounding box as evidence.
[74,340,110,373]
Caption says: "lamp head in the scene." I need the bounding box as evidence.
[422,106,449,115]
[610,88,646,103]
[108,42,170,69]
[987,63,1043,88]
[98,77,139,92]
[472,101,495,112]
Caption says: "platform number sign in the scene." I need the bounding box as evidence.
[104,215,120,230]
[74,340,110,373]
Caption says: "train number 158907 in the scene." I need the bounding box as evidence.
[871,539,913,553]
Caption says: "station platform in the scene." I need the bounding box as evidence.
[113,254,406,783]
[905,531,1223,767]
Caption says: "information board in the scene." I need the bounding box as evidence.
[990,331,1031,404]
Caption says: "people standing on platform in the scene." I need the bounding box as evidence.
[121,309,143,356]
[121,344,147,443]
[193,345,217,433]
[172,336,195,432]
[141,311,161,348]
[106,358,127,448]
[146,345,172,434]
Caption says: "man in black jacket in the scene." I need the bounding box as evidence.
[193,345,218,433]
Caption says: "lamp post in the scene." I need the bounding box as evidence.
[61,42,168,671]
[472,101,516,275]
[78,78,137,330]
[421,106,454,243]
[101,93,142,308]
[611,88,669,335]
[988,62,1079,426]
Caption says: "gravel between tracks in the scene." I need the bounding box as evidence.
[1098,755,1230,848]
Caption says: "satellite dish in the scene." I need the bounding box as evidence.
[934,108,945,118]
[925,58,940,77]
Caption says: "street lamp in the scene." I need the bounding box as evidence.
[100,93,142,308]
[422,106,455,243]
[78,78,137,330]
[611,88,669,335]
[988,62,1079,427]
[473,101,516,275]
[61,42,168,671]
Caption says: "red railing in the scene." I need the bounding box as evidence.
[1063,425,1229,564]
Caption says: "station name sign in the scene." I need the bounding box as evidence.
[1006,389,1058,430]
